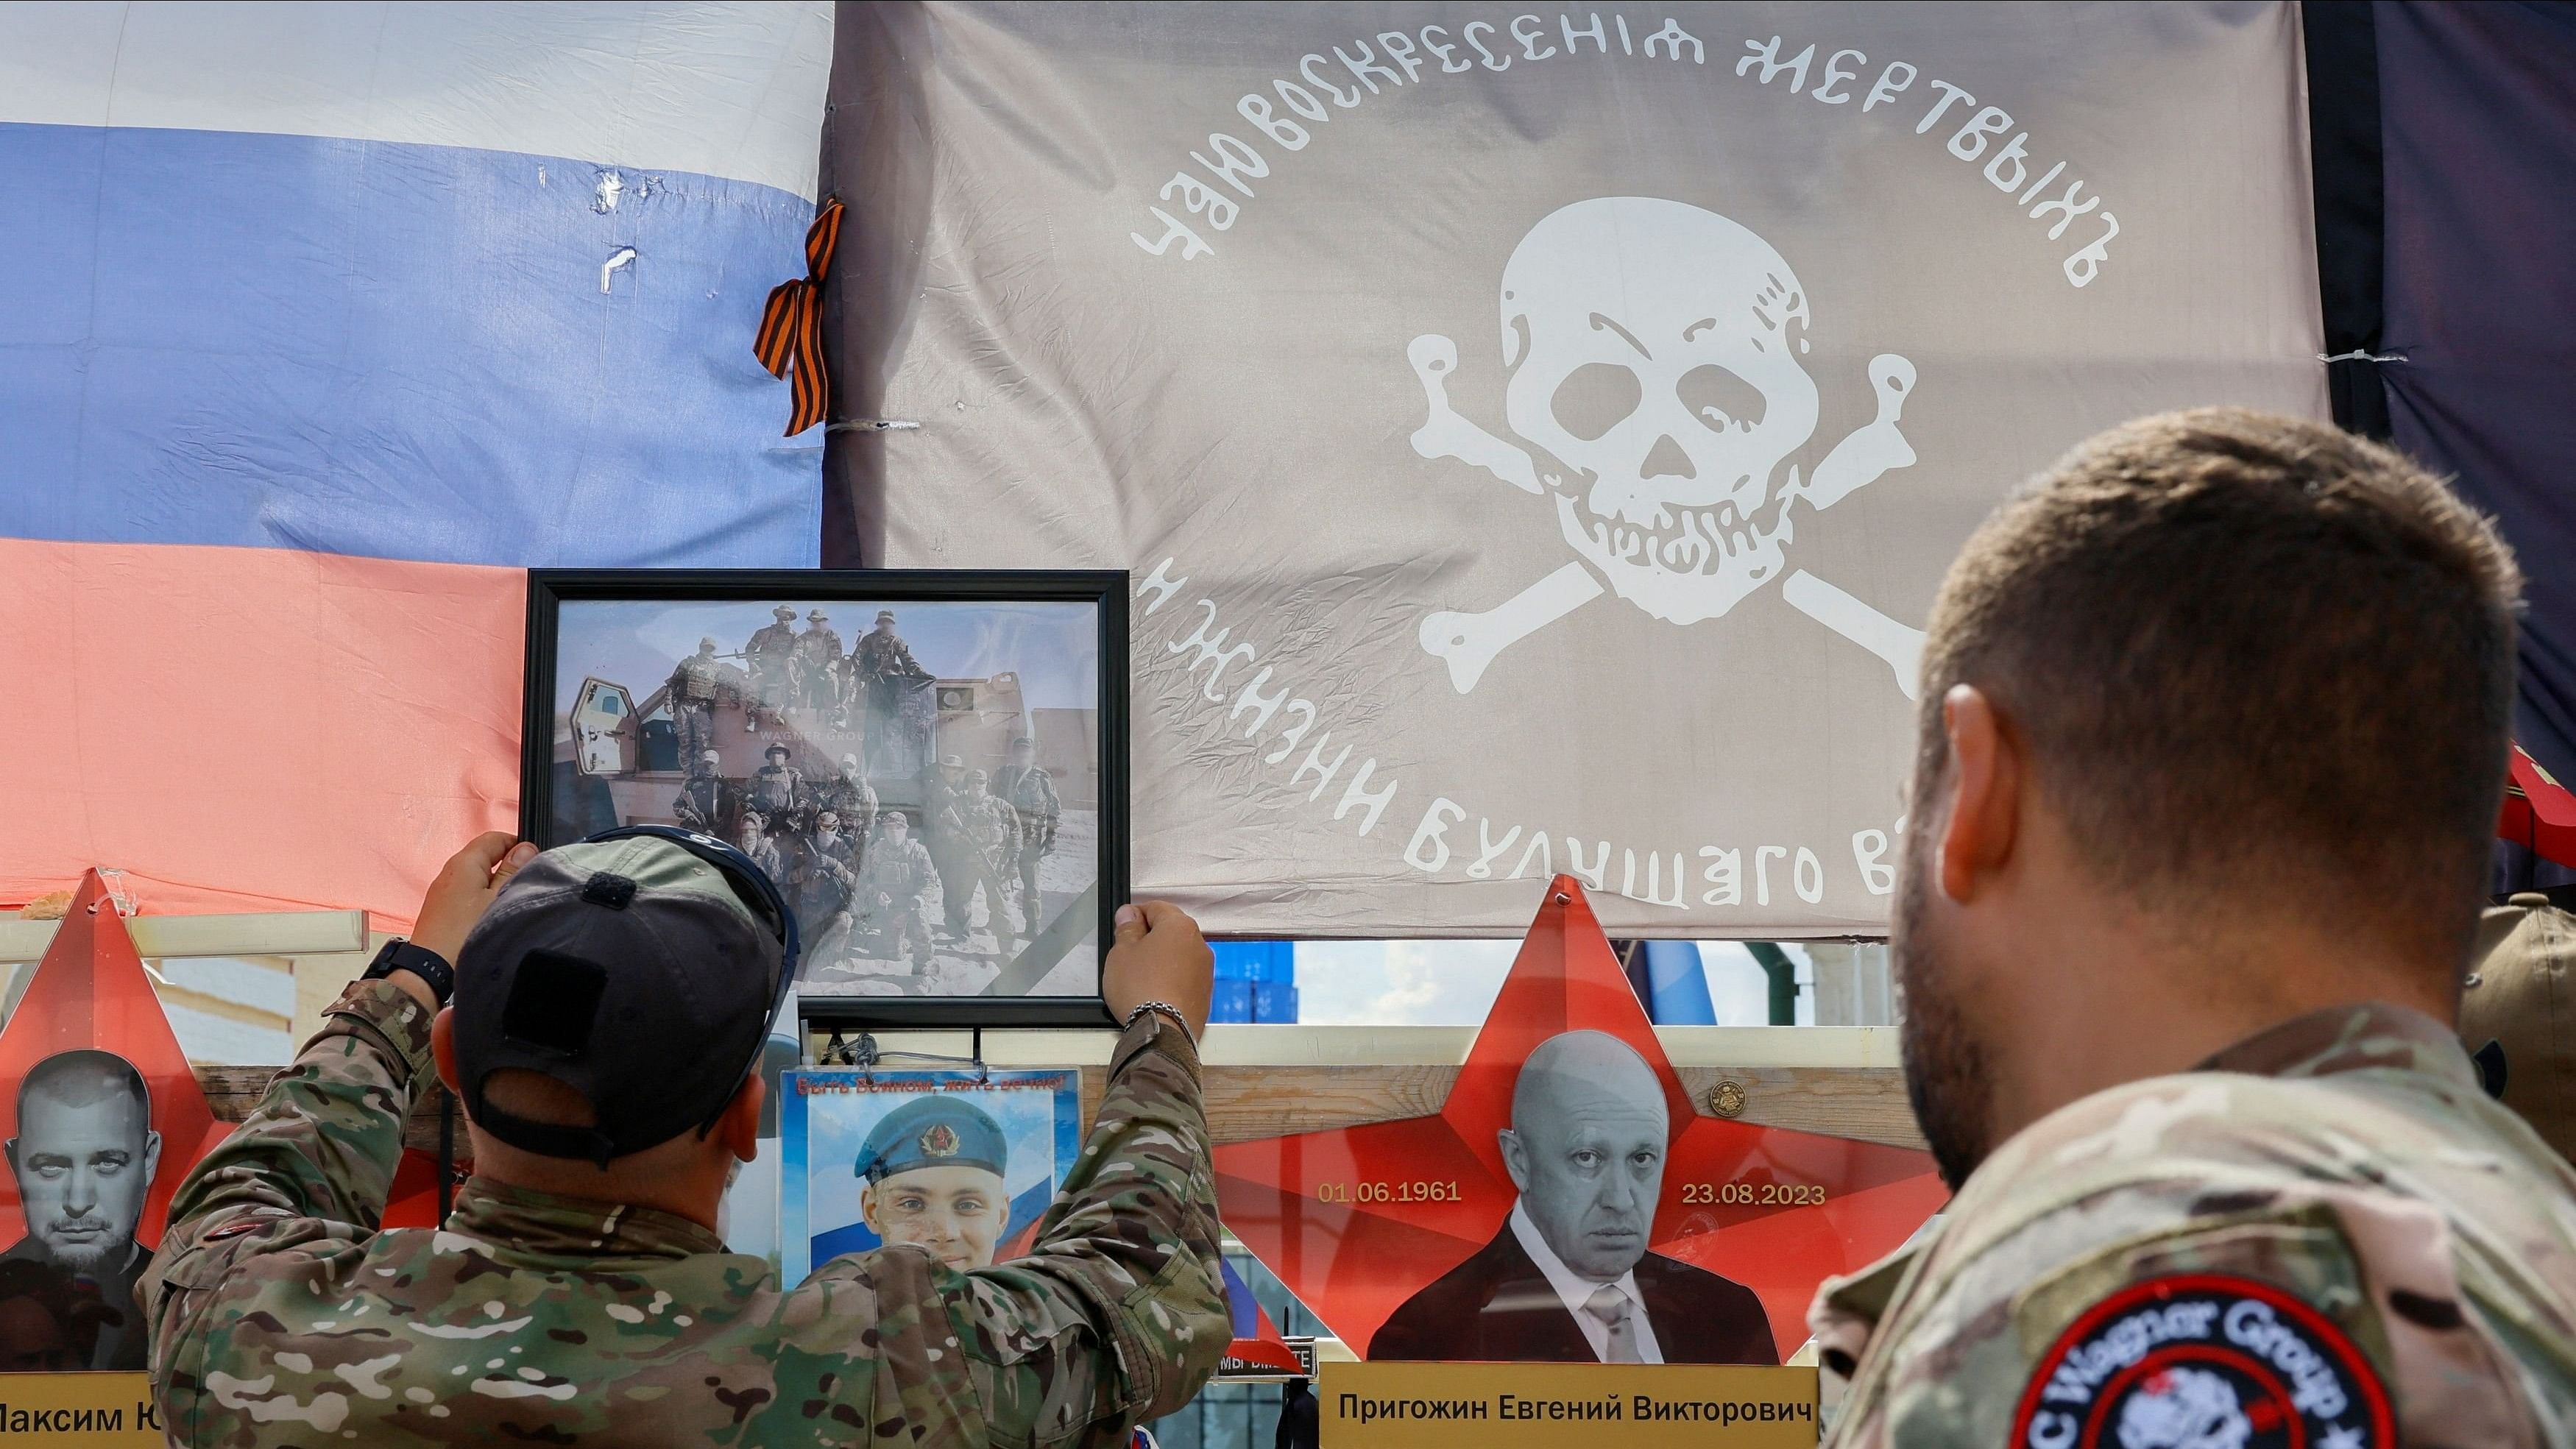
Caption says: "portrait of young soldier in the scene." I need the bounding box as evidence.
[1371,1030,1773,1364]
[853,1096,1013,1272]
[1,1049,160,1371]
[1813,411,2576,1448]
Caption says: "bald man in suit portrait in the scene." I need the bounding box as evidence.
[1370,1030,1774,1364]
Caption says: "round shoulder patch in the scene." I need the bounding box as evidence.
[2011,1274,2393,1449]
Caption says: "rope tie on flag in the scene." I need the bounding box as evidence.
[754,197,844,436]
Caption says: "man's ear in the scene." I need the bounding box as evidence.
[1497,1128,1530,1194]
[857,1182,882,1233]
[141,1130,161,1186]
[718,1073,765,1166]
[1936,684,2023,903]
[430,1010,461,1095]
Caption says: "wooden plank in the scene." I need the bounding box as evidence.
[153,982,293,1034]
[192,1062,1927,1157]
[0,911,369,963]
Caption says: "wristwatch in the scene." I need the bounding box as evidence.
[361,938,456,1007]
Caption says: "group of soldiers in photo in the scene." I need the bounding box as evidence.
[659,607,1061,984]
[665,605,935,773]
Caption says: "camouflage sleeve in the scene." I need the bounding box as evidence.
[141,979,432,1402]
[1823,1080,2563,1448]
[785,1013,1229,1448]
[146,979,431,1284]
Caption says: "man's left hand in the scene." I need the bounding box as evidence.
[406,835,542,1001]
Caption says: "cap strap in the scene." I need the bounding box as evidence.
[470,1083,622,1169]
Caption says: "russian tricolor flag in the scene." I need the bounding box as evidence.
[0,2,831,927]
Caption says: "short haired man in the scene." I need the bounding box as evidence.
[142,832,1224,1445]
[851,1096,1013,1271]
[3,1049,160,1370]
[1814,411,2576,1446]
[1371,1030,1772,1363]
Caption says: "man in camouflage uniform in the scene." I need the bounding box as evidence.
[795,609,843,713]
[747,743,801,829]
[142,830,1225,1447]
[810,754,879,863]
[1813,411,2576,1448]
[965,768,1024,947]
[991,736,1061,934]
[854,610,931,773]
[793,808,860,964]
[665,637,727,764]
[670,749,734,837]
[744,603,800,730]
[921,757,993,943]
[852,609,927,687]
[732,808,782,883]
[856,811,938,971]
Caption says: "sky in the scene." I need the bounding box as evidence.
[555,599,1100,715]
[1292,940,1817,1026]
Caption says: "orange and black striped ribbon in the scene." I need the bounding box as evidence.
[754,197,845,436]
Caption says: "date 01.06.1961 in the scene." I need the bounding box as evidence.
[1313,1180,1465,1204]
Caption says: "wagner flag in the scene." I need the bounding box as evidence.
[827,1,2326,936]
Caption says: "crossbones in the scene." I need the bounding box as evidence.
[1406,196,1927,698]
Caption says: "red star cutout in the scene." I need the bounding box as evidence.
[1214,876,1947,1357]
[0,870,233,1250]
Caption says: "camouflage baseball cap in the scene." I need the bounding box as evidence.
[855,1095,1007,1183]
[453,837,787,1165]
[2460,893,2576,1163]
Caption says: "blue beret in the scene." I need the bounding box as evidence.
[854,1094,1008,1183]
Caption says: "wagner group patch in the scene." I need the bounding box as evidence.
[2012,1274,2393,1449]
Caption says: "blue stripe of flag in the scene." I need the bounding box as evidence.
[0,122,818,567]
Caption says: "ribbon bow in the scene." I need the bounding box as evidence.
[754,197,845,436]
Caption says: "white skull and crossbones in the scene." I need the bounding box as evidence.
[1408,196,1925,693]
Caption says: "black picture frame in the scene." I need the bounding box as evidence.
[522,568,1128,1027]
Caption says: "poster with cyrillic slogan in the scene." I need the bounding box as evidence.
[830,1,2326,935]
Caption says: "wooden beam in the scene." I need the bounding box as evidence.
[193,1060,1926,1156]
[0,910,369,963]
[152,983,292,1035]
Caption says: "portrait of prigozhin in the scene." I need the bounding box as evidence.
[779,1069,1083,1283]
[523,570,1130,1024]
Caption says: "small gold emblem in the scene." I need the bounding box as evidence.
[920,1123,960,1157]
[1708,1080,1748,1119]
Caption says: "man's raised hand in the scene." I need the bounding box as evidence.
[1101,901,1214,1040]
[412,833,540,968]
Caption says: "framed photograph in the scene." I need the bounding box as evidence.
[778,1068,1085,1283]
[522,570,1127,1025]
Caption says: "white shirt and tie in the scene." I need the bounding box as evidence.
[1507,1201,1665,1364]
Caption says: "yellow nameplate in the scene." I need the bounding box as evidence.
[1320,1362,1819,1447]
[0,1375,163,1446]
